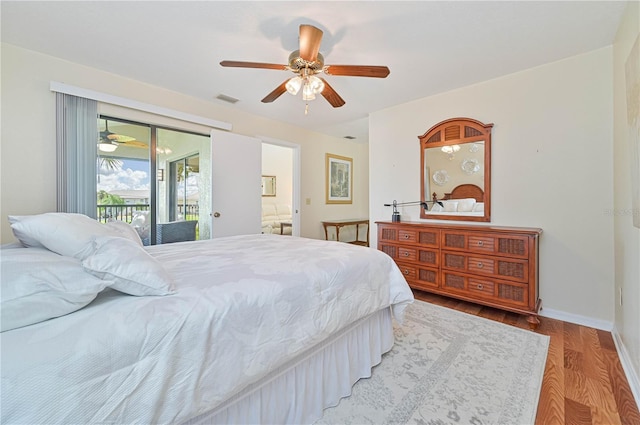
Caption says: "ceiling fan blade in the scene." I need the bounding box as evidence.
[261,80,289,103]
[115,140,148,148]
[220,60,287,71]
[324,65,390,78]
[107,133,136,142]
[319,78,345,108]
[299,25,323,63]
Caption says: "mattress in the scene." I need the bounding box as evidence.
[1,234,413,424]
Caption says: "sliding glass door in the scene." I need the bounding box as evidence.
[97,116,210,244]
[158,128,211,240]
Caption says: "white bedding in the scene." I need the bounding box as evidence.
[1,234,413,424]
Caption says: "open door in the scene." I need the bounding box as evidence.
[210,129,262,237]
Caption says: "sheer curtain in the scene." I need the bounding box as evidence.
[55,93,98,217]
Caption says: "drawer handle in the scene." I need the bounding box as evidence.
[403,269,409,275]
[403,252,409,256]
[477,284,484,290]
[477,262,484,268]
[477,241,484,246]
[403,234,410,239]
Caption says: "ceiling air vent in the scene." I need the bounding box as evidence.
[216,94,239,104]
[343,136,356,140]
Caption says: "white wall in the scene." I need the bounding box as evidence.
[0,43,368,242]
[613,0,640,401]
[370,47,614,324]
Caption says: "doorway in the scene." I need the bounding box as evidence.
[261,139,300,237]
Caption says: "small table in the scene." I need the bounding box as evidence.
[321,219,369,247]
[280,222,292,235]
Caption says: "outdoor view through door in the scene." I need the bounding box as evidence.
[97,116,210,244]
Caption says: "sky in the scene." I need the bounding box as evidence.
[97,158,200,198]
[98,158,150,192]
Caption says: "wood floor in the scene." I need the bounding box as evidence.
[413,290,640,425]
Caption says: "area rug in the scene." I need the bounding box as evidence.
[316,300,550,425]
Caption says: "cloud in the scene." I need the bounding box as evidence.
[98,167,149,192]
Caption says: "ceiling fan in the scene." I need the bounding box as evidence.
[220,24,390,112]
[98,119,147,152]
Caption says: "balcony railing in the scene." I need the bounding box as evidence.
[97,204,199,224]
[97,204,149,224]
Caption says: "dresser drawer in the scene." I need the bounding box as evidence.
[398,229,418,244]
[397,228,440,247]
[378,224,439,247]
[442,272,529,308]
[398,246,417,262]
[441,231,530,259]
[379,244,419,262]
[379,243,439,267]
[397,262,439,290]
[441,251,529,283]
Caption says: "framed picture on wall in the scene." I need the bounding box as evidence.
[326,153,353,204]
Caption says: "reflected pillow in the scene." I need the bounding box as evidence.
[82,236,176,296]
[456,198,476,212]
[8,213,141,259]
[473,202,485,212]
[1,247,107,332]
[429,203,444,212]
[443,201,459,212]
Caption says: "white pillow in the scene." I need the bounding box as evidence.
[429,203,444,212]
[7,215,46,248]
[105,220,143,246]
[443,201,459,212]
[82,236,176,296]
[8,213,140,258]
[456,198,476,212]
[473,202,485,212]
[1,247,107,332]
[131,211,150,239]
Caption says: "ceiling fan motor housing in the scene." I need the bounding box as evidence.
[288,50,324,73]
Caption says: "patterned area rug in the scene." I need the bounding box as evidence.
[316,300,550,425]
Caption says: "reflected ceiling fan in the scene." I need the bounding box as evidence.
[220,24,390,113]
[98,119,147,152]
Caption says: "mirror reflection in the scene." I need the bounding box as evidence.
[419,118,492,222]
[424,141,484,211]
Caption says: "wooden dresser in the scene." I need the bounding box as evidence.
[377,221,542,329]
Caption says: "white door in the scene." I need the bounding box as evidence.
[210,129,262,237]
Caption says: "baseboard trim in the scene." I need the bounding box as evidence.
[612,326,640,409]
[540,307,613,331]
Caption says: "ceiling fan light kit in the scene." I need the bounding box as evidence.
[220,24,390,114]
[98,141,118,153]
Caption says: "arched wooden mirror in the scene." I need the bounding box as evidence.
[420,117,493,222]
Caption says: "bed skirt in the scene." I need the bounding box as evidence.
[184,307,394,424]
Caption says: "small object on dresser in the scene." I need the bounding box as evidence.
[383,200,443,222]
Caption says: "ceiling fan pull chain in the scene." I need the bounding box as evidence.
[305,103,309,115]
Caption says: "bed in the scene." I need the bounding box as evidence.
[426,183,485,216]
[1,213,414,424]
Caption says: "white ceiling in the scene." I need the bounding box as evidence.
[1,1,627,142]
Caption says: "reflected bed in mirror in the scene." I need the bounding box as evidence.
[419,118,493,222]
[426,183,485,217]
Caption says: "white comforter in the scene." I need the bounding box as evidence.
[1,234,413,424]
